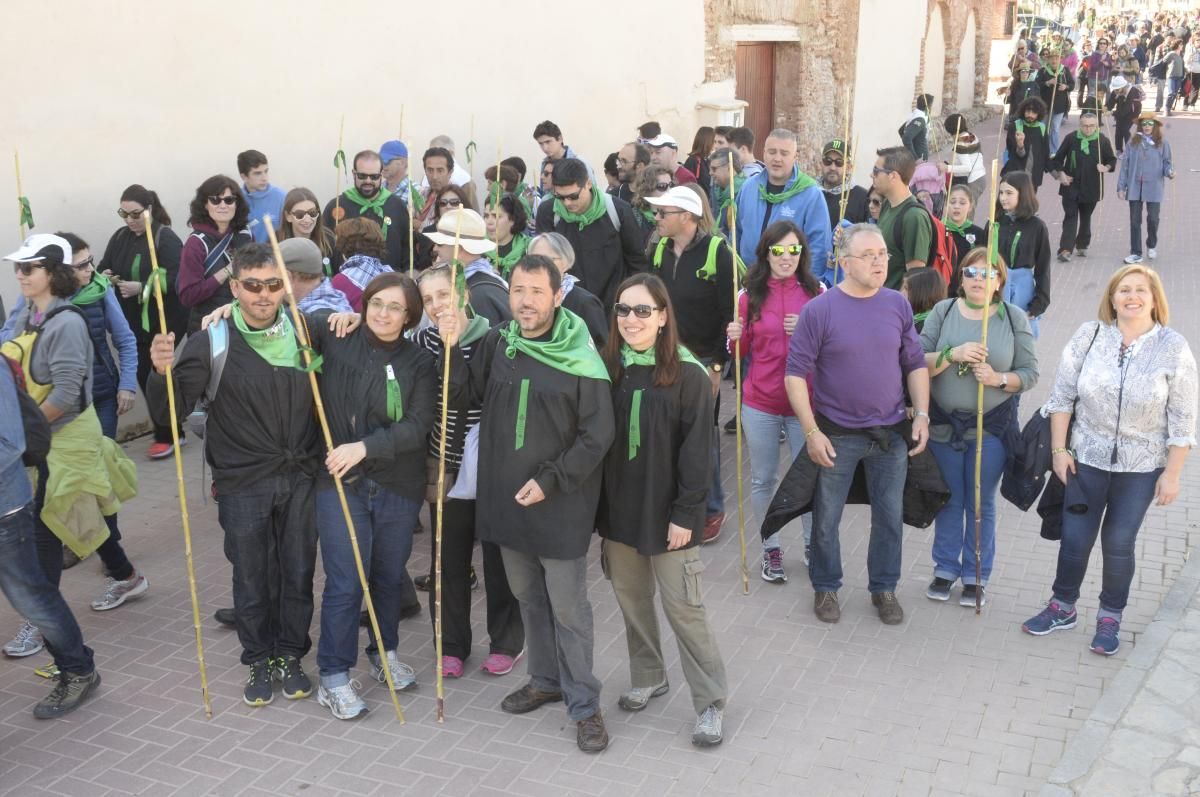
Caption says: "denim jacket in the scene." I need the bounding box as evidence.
[0,364,34,516]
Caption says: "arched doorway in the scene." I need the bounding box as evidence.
[922,3,947,115]
[958,10,978,109]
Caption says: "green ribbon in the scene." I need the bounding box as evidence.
[1076,129,1100,155]
[386,364,403,422]
[465,140,477,166]
[628,389,643,460]
[515,378,529,450]
[333,150,347,173]
[343,186,392,222]
[512,182,533,219]
[231,303,320,371]
[757,166,818,205]
[553,186,606,230]
[498,308,610,381]
[913,310,931,325]
[18,196,34,229]
[408,183,425,214]
[486,233,531,277]
[138,270,168,332]
[1008,229,1023,270]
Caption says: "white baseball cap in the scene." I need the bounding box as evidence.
[643,133,679,149]
[645,186,703,218]
[3,233,72,264]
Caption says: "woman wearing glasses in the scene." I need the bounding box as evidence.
[598,273,727,748]
[920,248,1038,608]
[98,184,187,459]
[1117,112,1175,265]
[277,188,339,277]
[177,175,252,334]
[726,221,820,583]
[413,185,474,271]
[632,166,674,246]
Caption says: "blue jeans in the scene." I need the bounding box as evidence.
[810,430,907,593]
[0,505,94,675]
[1004,267,1039,338]
[1052,462,1160,616]
[316,479,419,682]
[929,436,1005,585]
[1166,76,1183,111]
[1128,200,1160,255]
[1049,112,1066,154]
[741,404,811,551]
[93,392,118,441]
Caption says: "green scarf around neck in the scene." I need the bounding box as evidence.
[619,344,706,459]
[344,186,392,221]
[1014,119,1046,137]
[498,308,610,381]
[1076,129,1100,155]
[457,314,491,347]
[553,186,607,230]
[758,167,818,205]
[640,207,656,226]
[71,272,111,307]
[486,233,531,277]
[712,174,747,216]
[942,217,973,235]
[231,303,307,369]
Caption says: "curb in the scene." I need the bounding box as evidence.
[1040,546,1200,796]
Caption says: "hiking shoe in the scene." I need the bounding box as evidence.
[1022,601,1078,635]
[317,680,368,720]
[960,585,988,608]
[4,621,43,658]
[243,659,274,706]
[577,712,609,753]
[90,572,149,611]
[617,681,669,711]
[723,416,737,435]
[701,513,725,544]
[692,705,724,747]
[761,549,787,583]
[442,656,465,678]
[1057,250,1071,262]
[147,441,174,459]
[1076,247,1088,257]
[32,670,101,719]
[62,548,82,570]
[481,650,522,676]
[926,577,953,601]
[803,543,811,567]
[369,650,417,691]
[213,607,236,627]
[1090,618,1121,656]
[1148,248,1157,260]
[500,683,563,714]
[272,655,312,699]
[814,591,840,623]
[1124,254,1143,264]
[872,591,904,625]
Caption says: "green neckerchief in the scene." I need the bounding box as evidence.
[962,297,1006,321]
[757,166,818,205]
[619,344,706,459]
[71,272,111,307]
[500,309,609,450]
[553,186,606,230]
[344,186,392,221]
[458,314,490,347]
[1014,119,1046,137]
[943,217,974,235]
[408,183,425,214]
[230,303,316,371]
[486,233,531,277]
[913,310,931,325]
[712,174,747,225]
[640,207,656,226]
[1076,129,1100,155]
[386,364,403,422]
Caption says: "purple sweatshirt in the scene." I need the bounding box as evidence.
[786,287,925,429]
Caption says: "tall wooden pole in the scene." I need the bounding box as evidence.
[729,151,748,595]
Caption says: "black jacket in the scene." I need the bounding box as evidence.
[649,231,736,366]
[1037,66,1075,115]
[465,267,512,328]
[1049,132,1117,204]
[990,214,1052,317]
[322,192,412,271]
[307,313,437,500]
[99,225,188,342]
[562,282,609,348]
[822,185,871,230]
[598,362,713,556]
[947,223,987,296]
[147,319,321,494]
[1003,120,1051,188]
[535,195,648,307]
[447,319,615,559]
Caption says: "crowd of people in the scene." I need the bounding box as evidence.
[0,16,1195,755]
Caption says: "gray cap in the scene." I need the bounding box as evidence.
[278,238,324,276]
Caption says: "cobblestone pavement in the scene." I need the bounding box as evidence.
[0,112,1196,797]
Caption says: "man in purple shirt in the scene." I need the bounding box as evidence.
[784,223,930,626]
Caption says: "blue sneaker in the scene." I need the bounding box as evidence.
[1022,601,1077,636]
[1090,617,1120,656]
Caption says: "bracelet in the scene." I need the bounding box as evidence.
[1051,448,1074,456]
[935,345,954,368]
[805,427,820,438]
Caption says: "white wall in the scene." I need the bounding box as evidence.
[922,3,947,116]
[852,0,930,185]
[959,10,979,109]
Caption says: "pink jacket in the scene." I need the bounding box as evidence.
[730,278,817,417]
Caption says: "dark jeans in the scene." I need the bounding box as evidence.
[1188,72,1200,107]
[426,498,524,661]
[0,505,94,675]
[1052,462,1160,614]
[810,430,908,593]
[1128,200,1161,255]
[93,391,118,440]
[1060,195,1097,252]
[92,401,135,582]
[316,479,419,677]
[135,335,179,445]
[1166,76,1184,111]
[217,471,317,665]
[1114,121,1133,154]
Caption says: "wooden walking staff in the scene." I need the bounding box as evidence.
[433,211,464,721]
[943,115,963,222]
[143,214,213,717]
[973,159,1001,617]
[728,151,749,595]
[833,88,853,262]
[262,218,407,723]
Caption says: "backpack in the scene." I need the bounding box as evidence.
[185,318,230,440]
[553,192,621,232]
[652,235,748,282]
[2,354,51,466]
[891,203,956,285]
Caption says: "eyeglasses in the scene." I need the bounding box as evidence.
[868,198,882,207]
[844,252,889,264]
[871,166,895,177]
[207,195,238,206]
[553,189,583,202]
[438,197,463,208]
[117,208,145,220]
[288,208,320,219]
[13,262,44,276]
[822,158,845,167]
[769,244,803,257]
[367,297,406,315]
[653,182,673,192]
[962,266,999,280]
[614,303,660,319]
[235,277,285,294]
[73,256,95,272]
[354,172,382,182]
[652,209,690,219]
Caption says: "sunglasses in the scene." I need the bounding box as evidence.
[652,209,690,219]
[654,182,673,192]
[354,172,382,181]
[769,244,803,257]
[288,208,320,219]
[614,303,660,319]
[822,158,845,167]
[13,261,44,276]
[235,277,285,294]
[439,197,463,208]
[962,266,999,280]
[872,166,895,177]
[73,256,95,272]
[553,189,583,202]
[207,195,238,206]
[117,208,145,220]
[868,198,882,207]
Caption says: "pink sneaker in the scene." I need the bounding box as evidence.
[480,650,523,676]
[441,656,464,678]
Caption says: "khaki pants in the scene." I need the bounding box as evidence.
[602,539,727,714]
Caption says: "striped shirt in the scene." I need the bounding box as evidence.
[415,326,483,470]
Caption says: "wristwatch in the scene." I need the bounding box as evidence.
[710,363,723,373]
[999,373,1009,389]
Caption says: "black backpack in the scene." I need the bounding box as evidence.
[3,354,51,466]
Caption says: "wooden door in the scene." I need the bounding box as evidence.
[735,42,776,159]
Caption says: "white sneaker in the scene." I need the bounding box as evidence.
[1124,254,1143,264]
[91,572,149,611]
[4,621,43,658]
[317,680,368,720]
[1148,248,1157,260]
[368,650,417,691]
[692,705,724,747]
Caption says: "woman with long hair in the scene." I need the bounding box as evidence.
[598,272,727,747]
[177,174,253,333]
[278,188,339,277]
[683,127,715,194]
[632,166,674,246]
[1117,112,1175,264]
[484,192,532,279]
[990,171,1051,336]
[942,185,987,296]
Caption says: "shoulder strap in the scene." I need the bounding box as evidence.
[205,318,229,403]
[602,193,621,232]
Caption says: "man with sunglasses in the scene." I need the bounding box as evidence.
[147,243,322,709]
[321,149,411,272]
[818,140,870,232]
[534,158,647,308]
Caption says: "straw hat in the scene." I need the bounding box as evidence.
[424,208,497,255]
